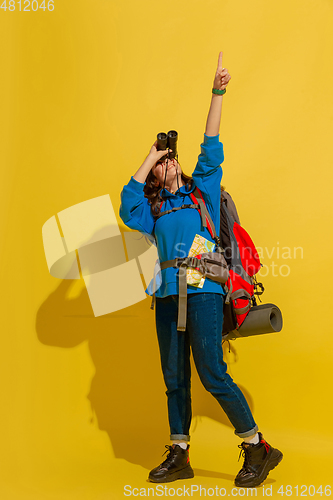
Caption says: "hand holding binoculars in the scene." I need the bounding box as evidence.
[156,130,178,162]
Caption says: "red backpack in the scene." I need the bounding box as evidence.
[219,190,264,334]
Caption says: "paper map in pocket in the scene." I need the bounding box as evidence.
[186,234,215,288]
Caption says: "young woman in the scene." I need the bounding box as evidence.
[119,52,282,488]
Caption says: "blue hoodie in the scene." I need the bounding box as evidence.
[119,134,226,298]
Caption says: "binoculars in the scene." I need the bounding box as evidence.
[156,130,178,162]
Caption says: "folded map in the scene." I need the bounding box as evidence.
[186,234,215,288]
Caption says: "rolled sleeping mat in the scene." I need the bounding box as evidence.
[222,303,283,341]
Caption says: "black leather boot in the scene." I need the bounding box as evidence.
[148,444,194,483]
[235,432,283,488]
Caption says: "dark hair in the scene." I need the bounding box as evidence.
[143,160,193,216]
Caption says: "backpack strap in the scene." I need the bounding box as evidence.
[159,256,201,331]
[190,187,219,244]
[159,256,226,331]
[156,204,199,217]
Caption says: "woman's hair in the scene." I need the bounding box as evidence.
[143,160,193,215]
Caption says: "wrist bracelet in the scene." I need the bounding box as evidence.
[212,88,226,95]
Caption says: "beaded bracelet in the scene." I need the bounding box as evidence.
[212,88,226,95]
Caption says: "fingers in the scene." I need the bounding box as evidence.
[217,67,229,77]
[157,149,172,159]
[213,67,231,90]
[151,140,158,151]
[222,73,231,84]
[221,75,231,90]
[217,51,223,71]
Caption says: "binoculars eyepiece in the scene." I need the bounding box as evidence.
[156,130,178,162]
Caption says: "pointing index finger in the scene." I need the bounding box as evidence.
[217,51,223,71]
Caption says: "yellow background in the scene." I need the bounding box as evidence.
[1,0,333,498]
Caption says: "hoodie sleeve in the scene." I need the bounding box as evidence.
[191,133,224,219]
[119,176,155,236]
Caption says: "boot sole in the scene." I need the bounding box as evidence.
[235,450,283,488]
[148,464,194,483]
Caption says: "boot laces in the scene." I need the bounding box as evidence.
[238,443,252,470]
[160,445,176,468]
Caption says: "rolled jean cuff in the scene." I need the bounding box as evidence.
[234,424,259,439]
[170,434,190,441]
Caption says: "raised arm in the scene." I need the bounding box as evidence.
[133,141,169,183]
[205,52,231,137]
[119,141,170,235]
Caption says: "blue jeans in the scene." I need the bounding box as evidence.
[155,292,258,441]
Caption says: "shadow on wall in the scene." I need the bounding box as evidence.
[36,229,254,470]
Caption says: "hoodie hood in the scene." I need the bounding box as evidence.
[160,182,196,199]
